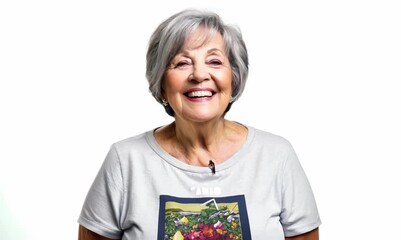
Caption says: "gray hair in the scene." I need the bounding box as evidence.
[146,9,249,115]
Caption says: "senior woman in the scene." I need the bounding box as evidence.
[78,9,321,240]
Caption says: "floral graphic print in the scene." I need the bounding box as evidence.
[158,195,251,240]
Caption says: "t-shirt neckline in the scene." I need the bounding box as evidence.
[146,124,255,174]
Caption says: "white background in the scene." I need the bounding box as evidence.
[1,0,400,239]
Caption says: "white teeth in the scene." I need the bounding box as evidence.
[187,91,213,97]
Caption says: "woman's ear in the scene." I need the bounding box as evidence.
[161,89,167,102]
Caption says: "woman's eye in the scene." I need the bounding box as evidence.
[209,60,222,65]
[175,61,191,68]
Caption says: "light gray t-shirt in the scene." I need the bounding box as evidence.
[78,126,321,239]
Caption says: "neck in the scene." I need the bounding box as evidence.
[174,119,226,151]
[155,119,247,167]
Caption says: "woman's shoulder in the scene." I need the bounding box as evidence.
[110,129,155,152]
[247,125,292,147]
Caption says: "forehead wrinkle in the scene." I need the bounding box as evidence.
[177,48,224,57]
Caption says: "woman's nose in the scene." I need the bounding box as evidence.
[190,63,210,82]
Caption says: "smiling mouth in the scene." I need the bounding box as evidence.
[185,90,214,98]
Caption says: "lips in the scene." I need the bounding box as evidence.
[185,90,215,98]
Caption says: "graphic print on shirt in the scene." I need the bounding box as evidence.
[157,195,251,240]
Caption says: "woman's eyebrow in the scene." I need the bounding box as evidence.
[207,48,224,55]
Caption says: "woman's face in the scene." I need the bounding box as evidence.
[162,29,232,123]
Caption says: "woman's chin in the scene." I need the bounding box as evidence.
[182,112,224,123]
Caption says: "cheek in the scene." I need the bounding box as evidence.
[215,71,233,90]
[163,74,184,94]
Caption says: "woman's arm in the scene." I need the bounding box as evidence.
[285,227,319,240]
[78,225,116,240]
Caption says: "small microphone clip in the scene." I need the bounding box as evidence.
[208,160,216,174]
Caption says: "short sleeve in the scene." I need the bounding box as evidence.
[279,143,321,237]
[78,145,124,239]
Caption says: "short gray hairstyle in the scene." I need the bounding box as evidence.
[146,9,249,116]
